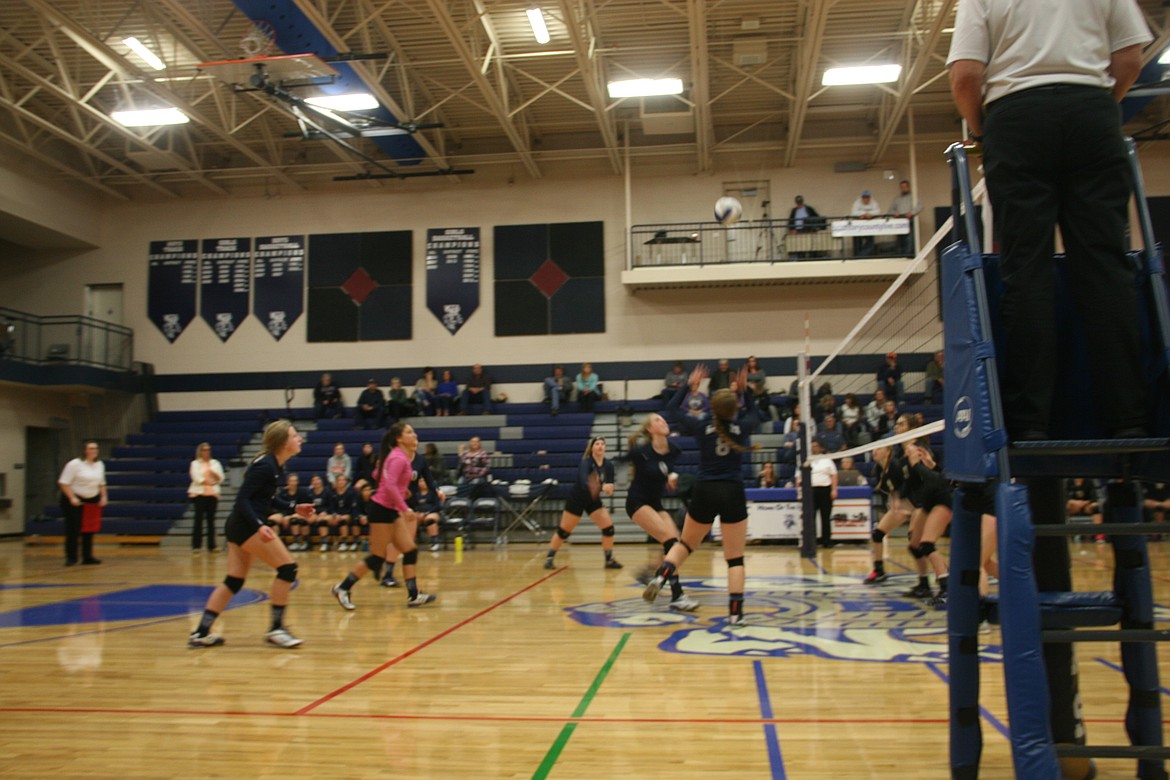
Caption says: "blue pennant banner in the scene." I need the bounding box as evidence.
[199,237,251,342]
[426,227,480,335]
[253,235,304,341]
[147,239,198,343]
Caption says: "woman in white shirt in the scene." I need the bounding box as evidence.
[57,440,107,567]
[188,442,225,553]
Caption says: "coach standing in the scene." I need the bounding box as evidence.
[947,0,1151,441]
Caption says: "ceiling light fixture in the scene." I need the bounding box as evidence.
[606,78,684,98]
[1159,48,1170,65]
[822,64,902,86]
[527,7,550,45]
[122,37,166,71]
[305,93,380,111]
[111,107,189,127]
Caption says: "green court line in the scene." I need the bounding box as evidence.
[532,632,631,779]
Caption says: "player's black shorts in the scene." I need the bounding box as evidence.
[564,489,603,517]
[688,480,747,525]
[625,495,665,518]
[366,501,401,524]
[225,509,262,546]
[917,483,954,513]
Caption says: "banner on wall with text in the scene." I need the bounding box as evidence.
[253,235,304,341]
[147,239,198,343]
[199,237,251,342]
[425,227,479,335]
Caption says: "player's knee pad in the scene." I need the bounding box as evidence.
[679,539,694,554]
[600,525,615,537]
[275,562,298,583]
[223,575,245,594]
[364,554,386,573]
[555,526,571,540]
[423,517,437,528]
[403,549,419,566]
[872,528,886,544]
[908,544,924,559]
[726,556,745,569]
[918,541,937,558]
[663,538,678,554]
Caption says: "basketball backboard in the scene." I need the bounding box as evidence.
[197,53,339,86]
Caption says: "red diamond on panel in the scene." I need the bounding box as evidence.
[530,259,569,299]
[342,267,377,306]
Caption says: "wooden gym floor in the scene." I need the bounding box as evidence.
[0,537,1165,778]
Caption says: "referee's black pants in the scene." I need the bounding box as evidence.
[984,85,1145,436]
[813,486,834,546]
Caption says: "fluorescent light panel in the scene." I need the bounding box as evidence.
[1160,48,1170,65]
[606,78,684,98]
[822,64,902,86]
[122,37,165,71]
[112,107,189,127]
[527,7,550,44]
[305,93,380,111]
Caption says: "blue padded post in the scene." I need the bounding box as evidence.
[996,482,1060,779]
[1107,483,1167,780]
[948,485,984,778]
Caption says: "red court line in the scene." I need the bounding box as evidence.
[294,567,566,715]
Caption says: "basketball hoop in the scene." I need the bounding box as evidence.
[240,20,276,57]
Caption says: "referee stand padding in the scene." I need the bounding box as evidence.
[943,141,1170,779]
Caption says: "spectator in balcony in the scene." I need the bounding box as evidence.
[355,378,386,430]
[876,351,905,401]
[58,440,108,567]
[188,442,225,553]
[925,350,945,403]
[326,442,352,488]
[888,179,923,256]
[435,369,458,416]
[544,364,573,416]
[386,376,417,423]
[460,363,493,415]
[414,367,437,417]
[662,360,688,401]
[851,189,882,257]
[788,195,825,259]
[313,372,344,419]
[575,362,602,412]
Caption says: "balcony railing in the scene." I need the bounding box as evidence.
[0,306,133,371]
[630,215,916,268]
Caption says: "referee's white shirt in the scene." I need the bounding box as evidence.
[810,457,837,488]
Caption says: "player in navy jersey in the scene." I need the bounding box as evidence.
[381,449,445,587]
[188,420,314,649]
[544,436,622,570]
[622,413,697,612]
[329,474,360,551]
[644,364,759,626]
[305,474,335,552]
[863,414,918,586]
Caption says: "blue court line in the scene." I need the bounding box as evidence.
[752,660,787,780]
[887,558,916,573]
[1094,657,1170,697]
[925,662,1011,740]
[809,558,830,575]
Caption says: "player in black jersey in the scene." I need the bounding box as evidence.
[623,413,697,612]
[188,420,313,649]
[544,436,622,570]
[863,415,922,588]
[644,364,759,626]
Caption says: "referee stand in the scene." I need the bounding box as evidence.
[943,141,1170,779]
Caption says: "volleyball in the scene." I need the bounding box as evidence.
[713,196,743,226]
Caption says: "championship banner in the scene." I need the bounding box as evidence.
[147,239,198,343]
[425,227,479,335]
[199,237,251,342]
[253,235,304,341]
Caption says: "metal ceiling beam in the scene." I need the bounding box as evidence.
[0,126,128,199]
[290,0,457,172]
[23,0,304,191]
[784,0,832,167]
[1141,6,1170,67]
[554,0,621,174]
[687,0,714,172]
[869,0,956,163]
[423,0,541,178]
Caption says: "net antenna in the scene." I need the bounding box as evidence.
[240,20,276,58]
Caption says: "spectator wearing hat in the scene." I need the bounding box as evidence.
[876,352,905,402]
[851,189,882,257]
[787,195,824,259]
[355,378,385,430]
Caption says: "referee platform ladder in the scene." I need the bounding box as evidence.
[942,140,1170,780]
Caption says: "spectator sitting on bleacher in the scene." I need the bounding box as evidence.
[436,369,458,416]
[757,462,777,488]
[460,363,493,415]
[876,351,905,401]
[925,350,944,403]
[816,413,847,453]
[682,368,709,417]
[387,377,417,422]
[814,393,837,423]
[354,442,376,490]
[269,474,307,550]
[355,378,386,430]
[414,367,437,417]
[709,359,734,393]
[327,442,352,487]
[329,474,359,551]
[876,399,900,437]
[457,436,492,498]
[313,372,344,419]
[544,364,573,416]
[865,389,888,431]
[424,442,451,486]
[744,356,771,421]
[306,474,335,552]
[575,362,602,412]
[663,361,688,401]
[837,456,866,486]
[783,403,802,435]
[839,393,865,447]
